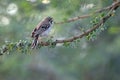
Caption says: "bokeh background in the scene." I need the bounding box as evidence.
[0,0,120,80]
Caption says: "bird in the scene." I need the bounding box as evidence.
[31,16,53,49]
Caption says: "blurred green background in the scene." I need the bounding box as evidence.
[0,0,120,80]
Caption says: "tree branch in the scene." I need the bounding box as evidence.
[55,1,120,24]
[0,1,120,55]
[39,13,112,46]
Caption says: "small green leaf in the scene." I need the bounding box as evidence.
[63,42,70,47]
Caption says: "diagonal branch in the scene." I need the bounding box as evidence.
[39,13,112,46]
[55,1,120,24]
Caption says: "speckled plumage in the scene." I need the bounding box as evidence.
[31,17,53,48]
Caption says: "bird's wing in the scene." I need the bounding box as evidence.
[35,23,50,35]
[31,28,37,38]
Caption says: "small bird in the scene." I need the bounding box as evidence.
[31,16,53,49]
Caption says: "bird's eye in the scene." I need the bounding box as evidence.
[41,26,45,28]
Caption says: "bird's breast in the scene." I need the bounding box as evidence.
[40,26,52,36]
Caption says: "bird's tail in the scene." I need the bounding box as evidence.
[31,35,39,49]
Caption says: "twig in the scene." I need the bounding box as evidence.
[55,1,120,24]
[54,14,92,24]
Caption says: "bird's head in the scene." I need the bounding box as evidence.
[45,16,53,24]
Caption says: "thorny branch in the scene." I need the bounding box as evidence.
[0,1,120,55]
